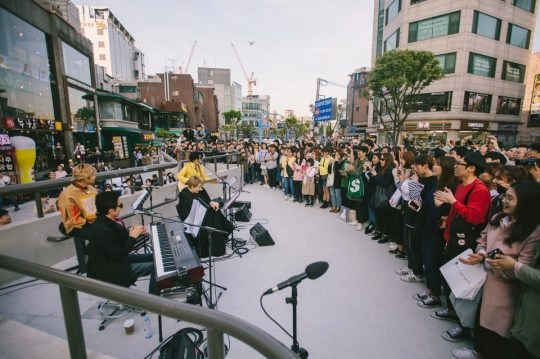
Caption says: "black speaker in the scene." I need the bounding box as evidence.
[234,204,252,222]
[250,223,274,246]
[230,200,251,209]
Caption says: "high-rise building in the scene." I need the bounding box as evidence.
[198,67,241,125]
[372,0,536,147]
[36,0,81,30]
[347,68,370,135]
[78,5,145,82]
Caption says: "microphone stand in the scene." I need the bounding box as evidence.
[286,284,308,359]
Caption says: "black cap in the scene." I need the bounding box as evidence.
[464,151,486,172]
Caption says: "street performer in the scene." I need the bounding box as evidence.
[57,163,98,239]
[176,176,233,257]
[176,151,218,191]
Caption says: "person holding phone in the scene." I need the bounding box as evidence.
[450,182,540,359]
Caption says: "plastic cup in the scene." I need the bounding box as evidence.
[123,319,134,335]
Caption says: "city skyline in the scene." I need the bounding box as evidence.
[77,0,540,118]
[76,0,374,117]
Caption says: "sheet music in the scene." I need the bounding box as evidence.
[184,199,208,237]
[132,188,151,211]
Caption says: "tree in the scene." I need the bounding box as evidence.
[222,110,242,125]
[368,49,445,146]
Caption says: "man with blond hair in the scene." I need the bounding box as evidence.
[57,164,98,238]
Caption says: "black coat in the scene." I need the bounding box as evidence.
[87,216,136,287]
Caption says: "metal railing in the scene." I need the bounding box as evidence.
[0,255,297,359]
[0,152,243,219]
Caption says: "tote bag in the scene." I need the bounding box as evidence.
[440,249,487,300]
[346,175,364,200]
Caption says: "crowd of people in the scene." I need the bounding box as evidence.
[236,136,539,359]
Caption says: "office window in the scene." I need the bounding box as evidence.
[384,29,400,52]
[496,96,521,115]
[98,41,105,48]
[463,91,492,113]
[513,0,535,12]
[507,23,531,49]
[435,52,456,74]
[99,54,106,61]
[408,11,460,43]
[468,53,497,78]
[472,11,501,40]
[385,0,401,25]
[404,92,453,112]
[97,28,104,35]
[171,90,179,96]
[501,61,526,83]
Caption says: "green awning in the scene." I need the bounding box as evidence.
[86,92,156,112]
[100,126,142,133]
[134,140,165,147]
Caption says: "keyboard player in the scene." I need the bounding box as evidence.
[87,191,159,295]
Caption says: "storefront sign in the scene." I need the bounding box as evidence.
[417,122,430,129]
[0,153,15,172]
[460,120,488,131]
[0,134,10,145]
[142,132,155,141]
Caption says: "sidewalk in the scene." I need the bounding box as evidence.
[0,181,469,358]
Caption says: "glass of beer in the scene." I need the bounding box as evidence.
[10,136,36,184]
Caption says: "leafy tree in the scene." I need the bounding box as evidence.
[368,49,444,146]
[222,110,242,125]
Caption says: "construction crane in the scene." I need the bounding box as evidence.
[181,41,197,74]
[231,42,256,97]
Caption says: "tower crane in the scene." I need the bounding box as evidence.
[181,41,197,73]
[231,42,256,97]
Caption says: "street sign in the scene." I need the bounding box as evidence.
[314,97,333,122]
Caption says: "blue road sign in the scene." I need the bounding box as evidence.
[314,97,333,122]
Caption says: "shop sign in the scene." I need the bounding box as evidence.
[0,134,10,145]
[9,117,55,131]
[0,152,15,172]
[143,132,155,140]
[460,120,488,131]
[417,122,430,129]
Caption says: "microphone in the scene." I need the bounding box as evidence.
[263,261,329,295]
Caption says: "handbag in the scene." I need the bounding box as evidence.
[440,248,487,300]
[450,288,483,329]
[326,171,335,187]
[374,184,393,209]
[260,163,267,170]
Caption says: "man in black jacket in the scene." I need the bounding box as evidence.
[87,191,158,294]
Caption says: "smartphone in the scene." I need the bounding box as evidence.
[487,248,504,259]
[408,200,421,212]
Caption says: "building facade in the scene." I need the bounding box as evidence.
[198,67,242,126]
[78,5,145,83]
[520,52,540,144]
[372,0,536,148]
[0,0,99,180]
[347,67,370,136]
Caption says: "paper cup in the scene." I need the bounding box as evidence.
[123,319,134,335]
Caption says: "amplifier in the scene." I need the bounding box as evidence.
[249,223,275,246]
[234,204,252,222]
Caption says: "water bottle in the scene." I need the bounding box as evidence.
[142,314,153,339]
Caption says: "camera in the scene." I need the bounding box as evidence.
[519,158,540,167]
[486,248,504,259]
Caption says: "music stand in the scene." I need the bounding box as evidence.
[184,199,227,309]
[131,188,153,253]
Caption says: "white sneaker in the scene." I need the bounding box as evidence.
[348,219,359,226]
[451,348,478,359]
[263,184,270,188]
[338,210,348,221]
[284,196,289,201]
[356,223,363,231]
[388,242,398,251]
[395,267,413,275]
[400,273,425,283]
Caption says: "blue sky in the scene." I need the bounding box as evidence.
[79,0,540,117]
